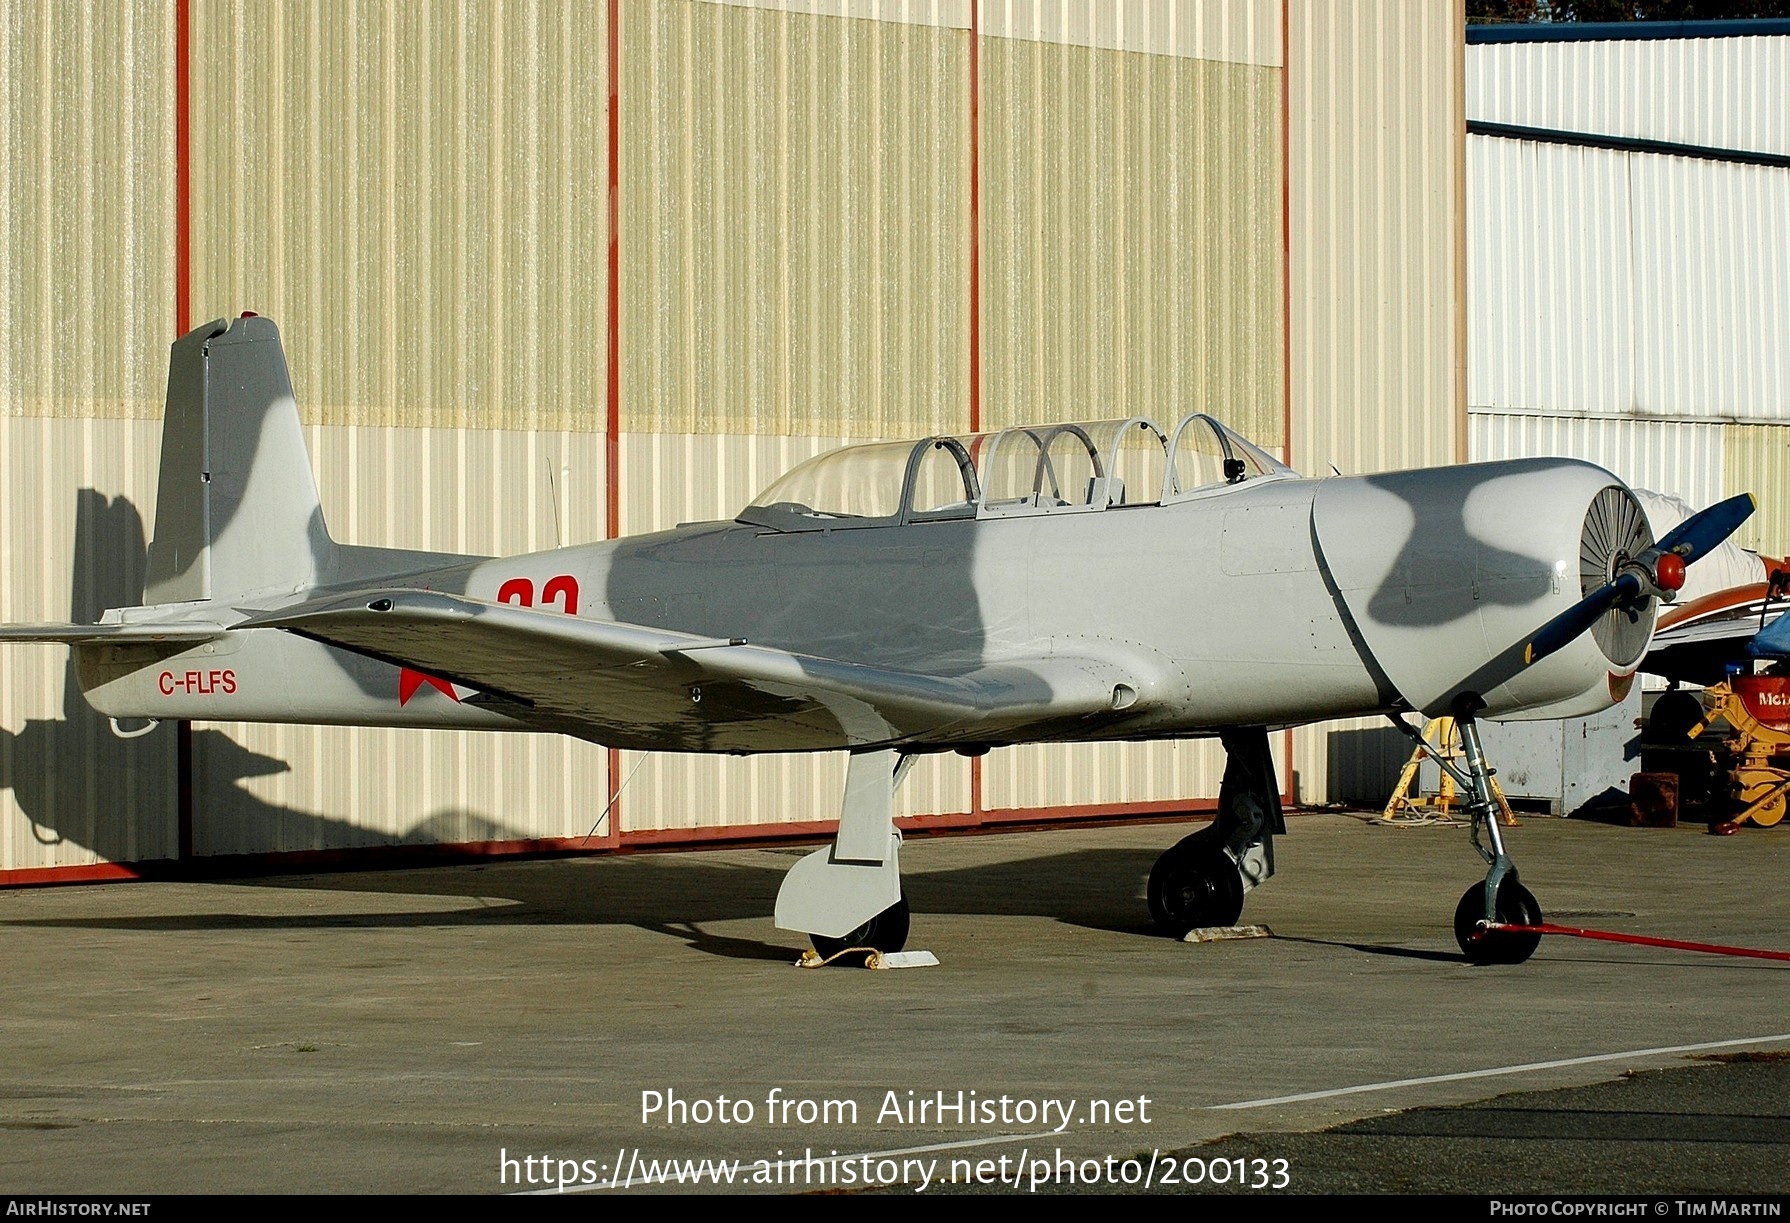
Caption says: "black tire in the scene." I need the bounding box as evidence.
[810,896,910,963]
[1453,879,1543,965]
[1641,690,1715,814]
[1147,841,1245,936]
[1643,690,1705,742]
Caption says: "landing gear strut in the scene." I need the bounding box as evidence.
[774,749,913,963]
[1149,729,1283,936]
[1392,698,1544,965]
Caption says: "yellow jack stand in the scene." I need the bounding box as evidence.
[1382,716,1517,826]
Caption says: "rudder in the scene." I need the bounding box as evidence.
[142,315,335,604]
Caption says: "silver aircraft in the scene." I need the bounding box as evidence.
[0,316,1756,963]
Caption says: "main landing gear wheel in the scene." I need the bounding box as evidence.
[1453,879,1543,965]
[1148,840,1245,937]
[809,896,910,963]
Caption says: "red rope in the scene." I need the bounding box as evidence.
[1486,922,1790,963]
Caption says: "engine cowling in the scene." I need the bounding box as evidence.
[1312,459,1652,720]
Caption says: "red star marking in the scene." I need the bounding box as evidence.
[398,668,461,706]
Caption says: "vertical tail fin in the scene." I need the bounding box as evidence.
[143,315,335,605]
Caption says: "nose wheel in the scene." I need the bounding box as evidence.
[1394,703,1547,966]
[1453,878,1543,965]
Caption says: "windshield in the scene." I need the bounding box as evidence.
[736,440,915,528]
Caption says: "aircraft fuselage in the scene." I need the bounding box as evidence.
[74,459,1633,753]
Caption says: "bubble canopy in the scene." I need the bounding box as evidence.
[736,414,1293,533]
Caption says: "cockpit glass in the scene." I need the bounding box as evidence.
[741,440,910,524]
[1101,419,1170,507]
[1225,428,1286,478]
[907,440,979,516]
[1040,428,1098,508]
[737,414,1292,531]
[1166,415,1289,499]
[1170,417,1233,492]
[980,428,1046,507]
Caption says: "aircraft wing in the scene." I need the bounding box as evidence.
[1643,581,1787,686]
[238,590,1161,751]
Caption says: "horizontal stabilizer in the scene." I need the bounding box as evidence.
[0,622,226,645]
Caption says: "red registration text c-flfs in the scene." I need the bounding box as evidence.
[159,669,237,696]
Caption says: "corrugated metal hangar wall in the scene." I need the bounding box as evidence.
[1467,22,1790,561]
[0,0,1464,877]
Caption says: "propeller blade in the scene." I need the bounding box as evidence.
[1526,493,1756,670]
[1657,492,1756,561]
[1524,574,1639,667]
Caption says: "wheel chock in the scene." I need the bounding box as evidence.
[796,946,939,969]
[1181,924,1274,943]
[867,950,939,970]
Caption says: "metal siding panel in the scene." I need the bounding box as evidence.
[309,425,609,558]
[894,752,971,820]
[187,0,608,432]
[1723,424,1790,559]
[1469,411,1726,513]
[1469,36,1790,158]
[979,0,1279,67]
[1293,715,1411,808]
[1469,138,1636,417]
[1629,157,1790,421]
[621,0,968,438]
[695,0,972,30]
[979,740,1225,810]
[619,432,855,535]
[0,1,174,421]
[614,750,969,833]
[194,723,606,854]
[979,34,1281,439]
[0,418,177,869]
[1471,138,1790,424]
[1288,1,1460,478]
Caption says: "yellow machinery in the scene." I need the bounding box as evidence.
[1640,679,1790,830]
